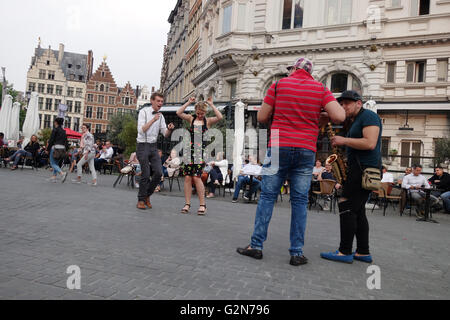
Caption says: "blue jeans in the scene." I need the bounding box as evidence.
[233,176,261,199]
[250,147,315,256]
[49,148,62,175]
[10,150,32,166]
[441,191,450,213]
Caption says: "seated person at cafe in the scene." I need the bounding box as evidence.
[206,152,228,198]
[397,167,412,186]
[317,163,342,189]
[0,132,10,165]
[402,164,439,218]
[312,159,325,181]
[381,166,394,184]
[428,166,450,214]
[94,141,114,171]
[128,152,141,188]
[232,156,262,203]
[5,135,40,170]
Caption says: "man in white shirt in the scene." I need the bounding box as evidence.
[94,141,114,171]
[381,166,394,184]
[136,92,174,210]
[232,156,262,203]
[402,164,438,218]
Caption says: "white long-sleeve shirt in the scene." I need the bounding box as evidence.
[381,172,394,183]
[241,163,262,176]
[99,147,114,160]
[402,174,430,192]
[137,107,167,143]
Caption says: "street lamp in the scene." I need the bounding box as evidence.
[1,67,6,104]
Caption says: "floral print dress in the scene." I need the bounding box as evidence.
[181,115,208,177]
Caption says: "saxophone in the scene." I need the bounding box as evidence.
[325,123,347,185]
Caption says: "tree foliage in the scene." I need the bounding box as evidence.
[38,128,52,146]
[118,119,137,158]
[435,137,450,166]
[0,82,19,104]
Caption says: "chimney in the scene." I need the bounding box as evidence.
[58,43,64,62]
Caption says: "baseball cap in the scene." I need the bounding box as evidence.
[337,90,363,103]
[287,57,313,74]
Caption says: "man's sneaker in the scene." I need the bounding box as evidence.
[243,195,250,201]
[61,172,68,183]
[47,177,57,183]
[323,204,330,211]
[71,179,82,184]
[236,246,263,260]
[88,181,97,187]
[290,255,308,266]
[232,198,238,203]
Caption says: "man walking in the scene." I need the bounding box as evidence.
[136,92,174,210]
[237,57,345,266]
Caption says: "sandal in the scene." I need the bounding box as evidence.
[198,204,207,216]
[181,204,191,214]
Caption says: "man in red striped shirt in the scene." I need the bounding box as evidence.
[237,57,345,266]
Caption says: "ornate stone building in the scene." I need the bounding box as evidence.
[26,42,93,131]
[161,0,450,173]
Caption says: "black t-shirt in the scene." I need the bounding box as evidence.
[346,109,382,168]
[429,172,450,192]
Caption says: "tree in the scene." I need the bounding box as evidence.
[19,109,26,131]
[38,128,52,146]
[118,118,137,158]
[0,82,19,104]
[106,113,136,145]
[435,138,450,167]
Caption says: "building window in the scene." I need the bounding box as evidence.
[73,118,80,132]
[107,108,114,120]
[282,0,304,30]
[76,88,83,98]
[54,99,61,111]
[100,84,105,92]
[237,3,246,31]
[78,76,83,81]
[38,97,44,110]
[75,101,81,114]
[117,108,123,115]
[47,84,54,94]
[44,115,51,128]
[222,4,232,34]
[87,94,94,102]
[45,98,53,110]
[67,87,74,97]
[68,64,72,68]
[406,61,426,83]
[65,117,72,129]
[437,59,448,82]
[386,62,396,83]
[67,100,73,113]
[28,82,36,92]
[95,83,99,91]
[56,85,63,95]
[46,60,50,66]
[411,0,430,16]
[97,107,103,120]
[108,96,115,105]
[321,72,362,95]
[106,125,112,132]
[101,71,105,77]
[228,80,237,100]
[86,106,93,118]
[48,71,55,80]
[38,83,45,93]
[381,137,390,158]
[326,0,352,25]
[39,69,46,79]
[95,124,102,133]
[391,0,401,7]
[401,140,421,167]
[98,95,104,104]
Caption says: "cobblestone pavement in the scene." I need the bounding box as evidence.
[0,168,449,300]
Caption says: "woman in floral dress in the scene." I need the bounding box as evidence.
[176,96,223,215]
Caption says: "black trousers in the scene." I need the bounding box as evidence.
[137,143,162,201]
[208,167,223,194]
[339,163,371,255]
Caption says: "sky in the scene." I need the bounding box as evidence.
[0,0,178,92]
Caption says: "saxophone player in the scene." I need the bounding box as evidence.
[321,90,382,264]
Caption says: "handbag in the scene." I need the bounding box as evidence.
[53,145,66,160]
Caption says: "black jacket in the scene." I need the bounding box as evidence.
[48,126,68,151]
[24,141,40,157]
[429,172,450,192]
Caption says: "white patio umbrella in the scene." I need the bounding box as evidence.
[232,101,245,180]
[22,92,40,147]
[0,95,13,142]
[9,102,21,144]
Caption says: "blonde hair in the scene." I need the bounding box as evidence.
[195,101,208,113]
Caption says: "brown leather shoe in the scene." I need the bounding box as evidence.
[136,201,146,210]
[145,197,152,209]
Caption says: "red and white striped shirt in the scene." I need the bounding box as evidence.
[264,69,336,152]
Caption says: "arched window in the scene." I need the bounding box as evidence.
[100,84,104,92]
[320,72,362,95]
[263,73,288,96]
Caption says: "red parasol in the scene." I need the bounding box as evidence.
[64,128,82,140]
